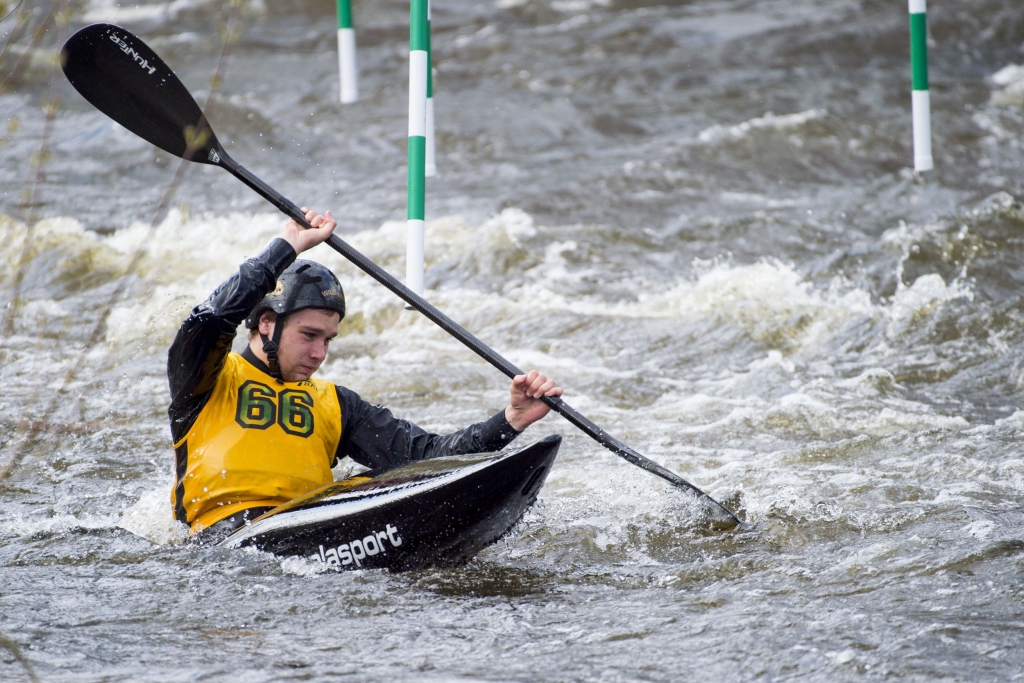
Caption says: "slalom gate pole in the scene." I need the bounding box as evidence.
[407,0,428,297]
[425,0,436,176]
[909,0,932,171]
[336,0,358,103]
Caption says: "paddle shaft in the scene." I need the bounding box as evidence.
[222,154,739,524]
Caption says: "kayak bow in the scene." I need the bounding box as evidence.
[219,435,561,571]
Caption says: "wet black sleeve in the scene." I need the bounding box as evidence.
[333,385,520,472]
[167,239,296,443]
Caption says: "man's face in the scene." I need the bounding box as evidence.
[260,308,341,382]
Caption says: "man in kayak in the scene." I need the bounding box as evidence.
[168,208,562,540]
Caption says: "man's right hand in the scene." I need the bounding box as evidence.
[281,207,337,255]
[505,370,562,432]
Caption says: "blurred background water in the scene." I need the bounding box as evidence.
[3,0,1024,680]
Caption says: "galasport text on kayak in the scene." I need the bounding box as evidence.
[312,524,402,568]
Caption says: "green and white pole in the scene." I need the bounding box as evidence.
[909,0,932,171]
[407,0,428,296]
[425,0,437,177]
[336,0,358,103]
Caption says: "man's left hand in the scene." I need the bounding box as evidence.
[505,370,562,432]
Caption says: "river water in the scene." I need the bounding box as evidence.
[3,0,1024,680]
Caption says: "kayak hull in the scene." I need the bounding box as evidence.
[218,435,561,572]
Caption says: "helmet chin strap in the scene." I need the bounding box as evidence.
[260,315,286,383]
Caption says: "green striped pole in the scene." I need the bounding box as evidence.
[336,0,358,103]
[909,0,932,171]
[407,0,428,296]
[425,0,437,176]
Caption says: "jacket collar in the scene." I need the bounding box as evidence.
[240,344,275,377]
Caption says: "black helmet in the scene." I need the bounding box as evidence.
[245,260,345,329]
[246,260,345,381]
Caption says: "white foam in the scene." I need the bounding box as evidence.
[279,555,328,576]
[99,210,291,347]
[104,281,211,349]
[102,209,280,267]
[549,0,610,13]
[995,410,1024,431]
[849,406,969,436]
[887,273,973,340]
[96,209,889,370]
[962,520,995,540]
[990,63,1024,106]
[835,368,903,397]
[0,510,119,536]
[82,0,213,23]
[719,191,804,209]
[697,109,828,143]
[632,260,874,352]
[991,64,1024,87]
[1,216,112,281]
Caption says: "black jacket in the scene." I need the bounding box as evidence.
[167,238,519,472]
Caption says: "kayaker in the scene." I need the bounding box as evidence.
[168,208,562,541]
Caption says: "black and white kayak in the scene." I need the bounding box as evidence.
[219,435,561,572]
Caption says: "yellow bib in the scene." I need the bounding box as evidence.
[172,352,342,533]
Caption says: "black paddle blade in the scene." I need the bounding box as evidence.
[61,23,224,165]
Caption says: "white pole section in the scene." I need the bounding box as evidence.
[425,96,436,177]
[425,0,437,177]
[407,0,428,297]
[337,0,358,104]
[909,0,932,171]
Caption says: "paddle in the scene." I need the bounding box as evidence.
[61,23,741,528]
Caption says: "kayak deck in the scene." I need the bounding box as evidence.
[219,434,561,572]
